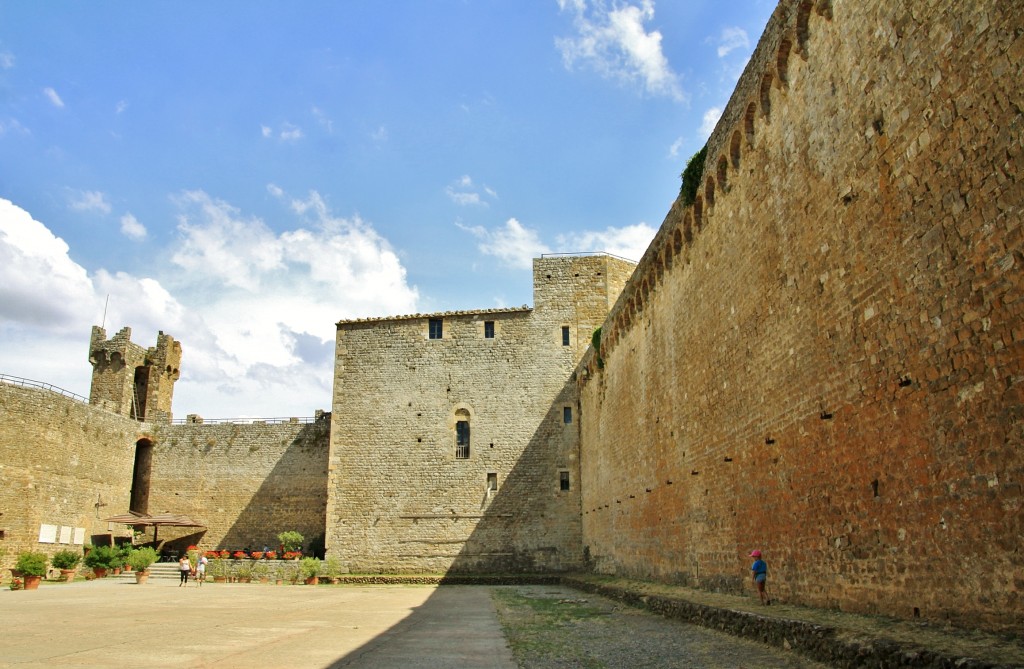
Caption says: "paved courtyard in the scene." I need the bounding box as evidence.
[0,579,515,669]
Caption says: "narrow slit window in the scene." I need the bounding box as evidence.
[487,472,497,491]
[563,406,572,424]
[455,420,470,459]
[559,471,570,491]
[484,321,495,339]
[429,318,443,339]
[561,326,570,346]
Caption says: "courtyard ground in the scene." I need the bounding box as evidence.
[1,576,1020,668]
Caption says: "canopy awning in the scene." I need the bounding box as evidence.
[103,511,206,542]
[103,511,206,528]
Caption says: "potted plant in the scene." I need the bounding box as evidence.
[324,556,344,584]
[83,545,117,578]
[299,557,322,585]
[236,563,253,583]
[127,547,158,584]
[252,560,270,584]
[209,557,227,583]
[116,544,133,572]
[15,552,48,590]
[278,530,304,555]
[51,549,82,582]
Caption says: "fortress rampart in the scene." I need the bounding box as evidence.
[578,0,1022,630]
[0,382,140,556]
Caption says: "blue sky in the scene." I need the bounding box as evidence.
[0,0,774,418]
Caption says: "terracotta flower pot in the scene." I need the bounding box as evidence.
[93,567,108,578]
[134,570,150,584]
[23,575,42,590]
[305,576,319,585]
[60,569,77,583]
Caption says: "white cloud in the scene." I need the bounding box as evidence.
[279,123,303,141]
[312,106,333,133]
[717,26,750,58]
[556,0,684,102]
[699,106,722,139]
[0,199,96,329]
[460,216,656,269]
[119,212,147,240]
[445,175,496,207]
[459,218,551,270]
[0,52,13,69]
[0,194,421,418]
[0,118,30,136]
[43,87,64,108]
[115,100,128,114]
[261,122,304,141]
[371,125,388,142]
[69,190,112,214]
[668,136,684,158]
[171,191,284,291]
[556,223,656,261]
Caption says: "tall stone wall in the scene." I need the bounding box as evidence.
[579,0,1022,631]
[0,382,139,573]
[327,254,634,572]
[147,416,330,553]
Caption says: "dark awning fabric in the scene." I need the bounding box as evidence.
[103,512,205,528]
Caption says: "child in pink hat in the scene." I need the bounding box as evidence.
[750,550,770,605]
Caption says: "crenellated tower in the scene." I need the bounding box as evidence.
[88,325,182,422]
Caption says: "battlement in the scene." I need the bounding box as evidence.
[88,325,182,423]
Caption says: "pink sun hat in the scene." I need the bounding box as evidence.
[749,550,762,557]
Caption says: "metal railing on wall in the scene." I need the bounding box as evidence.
[0,373,88,403]
[1,373,322,426]
[168,416,322,425]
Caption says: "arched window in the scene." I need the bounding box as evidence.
[455,409,470,459]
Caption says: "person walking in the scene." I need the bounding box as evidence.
[195,553,208,586]
[749,550,770,604]
[178,553,191,587]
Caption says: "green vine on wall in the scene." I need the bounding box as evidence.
[679,144,708,207]
[592,327,604,369]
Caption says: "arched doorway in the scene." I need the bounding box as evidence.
[129,438,154,514]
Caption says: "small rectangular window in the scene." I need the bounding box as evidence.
[484,321,495,338]
[559,471,570,491]
[561,326,570,346]
[563,406,572,424]
[487,472,497,491]
[429,318,443,339]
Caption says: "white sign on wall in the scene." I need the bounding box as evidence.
[73,527,86,545]
[58,526,72,544]
[38,523,58,543]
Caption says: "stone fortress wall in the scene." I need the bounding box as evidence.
[577,0,1022,630]
[144,416,330,552]
[0,327,331,566]
[0,382,140,558]
[326,254,636,572]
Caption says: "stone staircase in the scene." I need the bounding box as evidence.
[114,561,182,582]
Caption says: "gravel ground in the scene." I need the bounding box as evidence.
[493,585,833,669]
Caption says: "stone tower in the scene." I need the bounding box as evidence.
[88,326,182,423]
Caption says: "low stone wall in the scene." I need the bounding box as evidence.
[562,577,1015,669]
